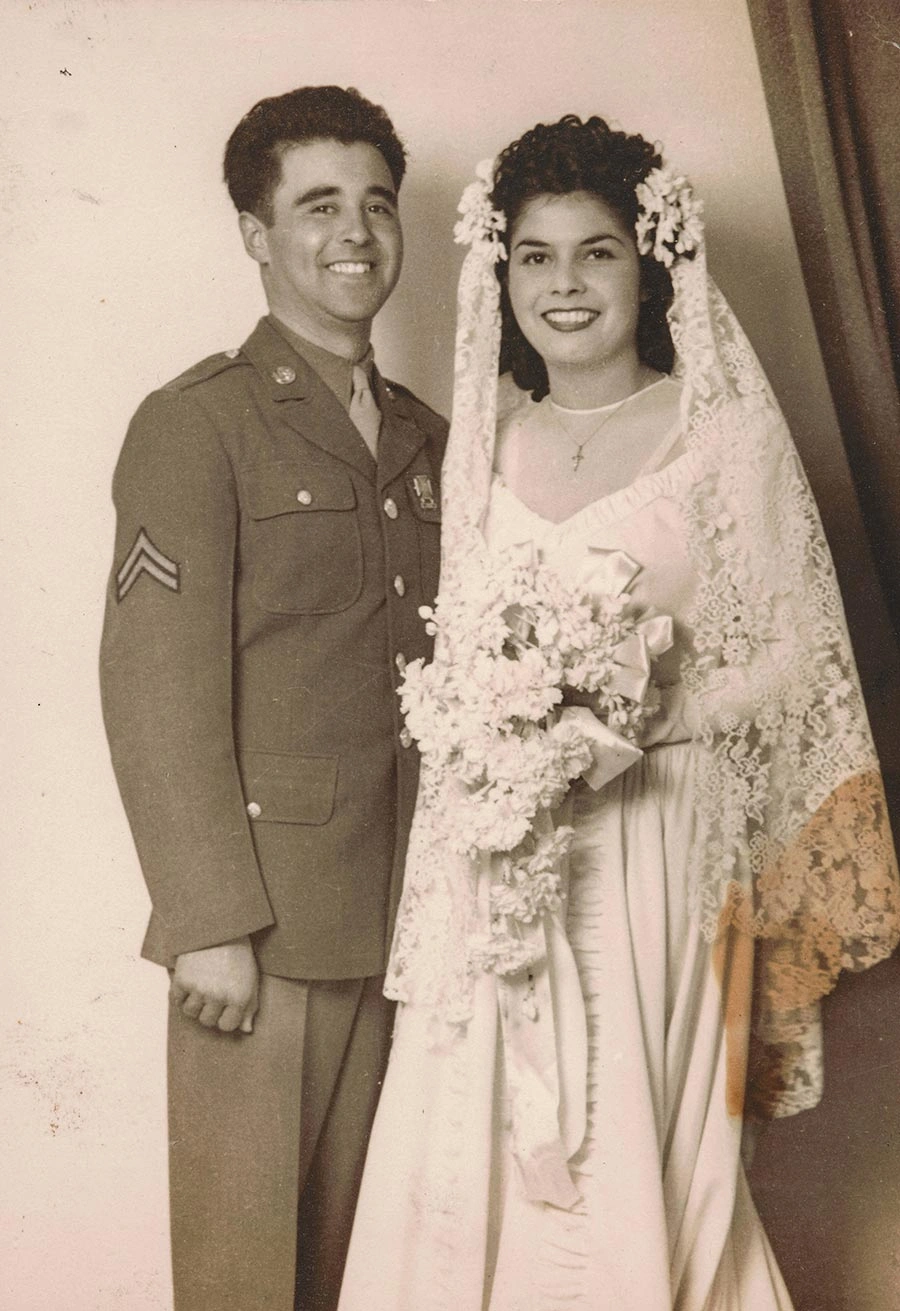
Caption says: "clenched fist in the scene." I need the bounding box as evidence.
[170,936,259,1033]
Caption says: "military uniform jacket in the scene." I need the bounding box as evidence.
[100,318,447,979]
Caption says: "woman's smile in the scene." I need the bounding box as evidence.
[541,308,601,331]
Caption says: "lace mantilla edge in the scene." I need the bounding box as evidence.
[673,255,900,1114]
[720,771,900,1004]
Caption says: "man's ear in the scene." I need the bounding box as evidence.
[239,211,270,265]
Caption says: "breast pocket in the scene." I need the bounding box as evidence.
[243,461,363,614]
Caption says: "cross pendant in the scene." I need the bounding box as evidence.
[571,448,584,472]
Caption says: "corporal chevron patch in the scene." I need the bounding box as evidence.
[116,528,180,601]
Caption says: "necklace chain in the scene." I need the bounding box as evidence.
[550,375,663,473]
[553,397,630,472]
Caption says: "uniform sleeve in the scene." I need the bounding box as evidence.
[100,385,274,959]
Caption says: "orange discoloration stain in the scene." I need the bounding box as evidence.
[712,919,754,1118]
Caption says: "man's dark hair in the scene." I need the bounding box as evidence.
[224,85,407,225]
[491,114,676,399]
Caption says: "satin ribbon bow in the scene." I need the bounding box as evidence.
[581,548,674,704]
[579,545,643,597]
[503,539,541,570]
[608,615,675,702]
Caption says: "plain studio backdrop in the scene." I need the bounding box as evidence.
[3,2,898,1308]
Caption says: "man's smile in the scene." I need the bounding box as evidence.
[327,260,376,275]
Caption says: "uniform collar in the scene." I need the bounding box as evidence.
[240,318,426,485]
[267,316,373,412]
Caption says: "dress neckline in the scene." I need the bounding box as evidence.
[549,373,668,417]
[491,417,697,533]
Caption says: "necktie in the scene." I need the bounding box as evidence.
[350,364,381,458]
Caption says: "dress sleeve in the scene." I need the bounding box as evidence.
[99,386,274,960]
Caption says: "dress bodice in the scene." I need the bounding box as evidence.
[482,445,704,746]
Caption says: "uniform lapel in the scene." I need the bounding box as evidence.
[240,319,377,480]
[373,371,428,490]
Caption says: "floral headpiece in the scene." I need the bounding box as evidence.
[453,157,507,263]
[454,155,701,271]
[634,165,704,268]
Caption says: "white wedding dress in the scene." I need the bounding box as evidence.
[338,405,794,1310]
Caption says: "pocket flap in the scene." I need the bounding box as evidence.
[244,463,357,520]
[239,749,339,825]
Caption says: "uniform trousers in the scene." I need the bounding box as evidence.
[168,971,394,1311]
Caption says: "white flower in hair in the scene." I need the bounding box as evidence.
[454,157,507,262]
[635,165,704,268]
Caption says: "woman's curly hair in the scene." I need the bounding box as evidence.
[491,115,674,399]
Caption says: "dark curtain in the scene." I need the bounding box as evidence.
[747,0,900,825]
[748,0,900,634]
[746,14,900,1311]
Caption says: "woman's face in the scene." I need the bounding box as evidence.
[507,190,643,380]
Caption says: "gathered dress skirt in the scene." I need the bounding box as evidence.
[338,743,794,1310]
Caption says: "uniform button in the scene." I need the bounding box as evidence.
[296,489,313,505]
[272,365,297,385]
[383,497,399,519]
[246,801,262,819]
[393,574,406,596]
[395,652,407,672]
[399,726,413,749]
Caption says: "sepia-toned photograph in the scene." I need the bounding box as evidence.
[4,1,900,1308]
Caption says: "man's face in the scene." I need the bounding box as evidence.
[242,138,403,349]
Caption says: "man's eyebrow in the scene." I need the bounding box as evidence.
[293,184,398,207]
[295,185,341,206]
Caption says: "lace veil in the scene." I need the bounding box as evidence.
[386,154,900,1119]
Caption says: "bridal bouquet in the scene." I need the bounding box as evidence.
[399,543,673,977]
